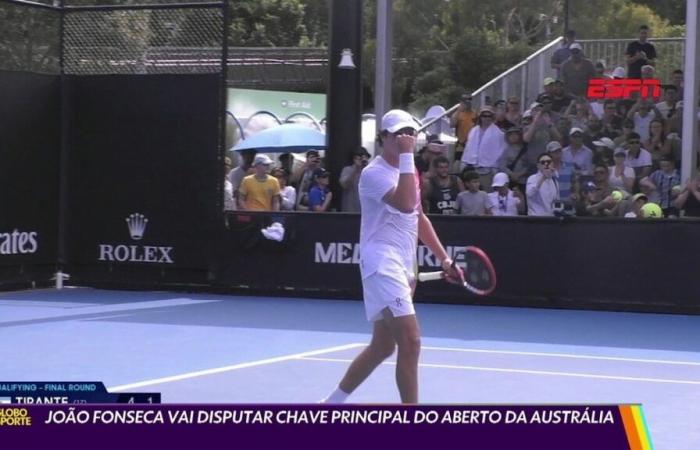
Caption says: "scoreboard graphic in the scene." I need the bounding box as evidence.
[0,382,160,404]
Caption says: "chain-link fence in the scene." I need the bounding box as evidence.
[63,3,224,75]
[0,0,60,74]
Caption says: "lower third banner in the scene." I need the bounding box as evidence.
[0,404,653,450]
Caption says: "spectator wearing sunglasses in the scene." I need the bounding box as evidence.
[460,106,507,191]
[488,172,524,216]
[623,132,653,182]
[526,153,560,216]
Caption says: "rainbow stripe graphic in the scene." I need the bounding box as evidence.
[619,405,654,450]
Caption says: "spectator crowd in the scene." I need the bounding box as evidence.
[224,25,700,219]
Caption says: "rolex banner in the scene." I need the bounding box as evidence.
[64,75,221,275]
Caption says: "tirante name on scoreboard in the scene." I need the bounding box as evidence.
[0,381,160,404]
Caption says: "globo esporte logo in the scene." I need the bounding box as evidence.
[0,229,38,255]
[98,213,174,264]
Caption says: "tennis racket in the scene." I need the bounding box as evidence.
[417,246,497,296]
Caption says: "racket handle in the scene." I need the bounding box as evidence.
[417,271,444,282]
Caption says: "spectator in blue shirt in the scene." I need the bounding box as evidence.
[308,168,333,212]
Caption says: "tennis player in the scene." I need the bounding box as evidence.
[321,109,464,404]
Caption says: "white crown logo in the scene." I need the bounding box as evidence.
[125,213,148,241]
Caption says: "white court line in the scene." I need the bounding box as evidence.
[300,356,700,386]
[108,343,365,392]
[421,345,700,366]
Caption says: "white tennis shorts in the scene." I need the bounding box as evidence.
[362,271,415,322]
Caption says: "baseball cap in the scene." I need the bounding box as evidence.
[505,126,522,135]
[491,172,509,188]
[253,154,273,166]
[592,137,616,149]
[546,141,563,152]
[569,127,584,136]
[543,77,556,86]
[479,105,495,115]
[381,109,418,133]
[611,67,626,79]
[632,193,648,202]
[313,168,330,178]
[569,42,583,51]
[613,148,627,157]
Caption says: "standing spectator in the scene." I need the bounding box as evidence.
[645,156,681,217]
[339,148,369,212]
[585,115,606,146]
[223,157,235,212]
[563,127,594,176]
[560,43,596,97]
[550,30,577,78]
[415,137,444,180]
[504,97,522,126]
[655,85,679,120]
[488,172,524,216]
[671,69,684,98]
[498,127,532,193]
[272,167,296,211]
[673,173,700,217]
[563,97,592,129]
[456,171,493,215]
[238,154,280,211]
[422,156,464,215]
[624,132,653,182]
[626,25,657,79]
[461,106,507,191]
[608,149,635,192]
[526,153,560,216]
[548,141,575,203]
[229,150,256,209]
[291,149,322,210]
[450,93,476,163]
[523,105,562,173]
[308,168,333,212]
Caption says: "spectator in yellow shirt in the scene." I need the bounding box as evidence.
[450,93,476,161]
[238,154,281,211]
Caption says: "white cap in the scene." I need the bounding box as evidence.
[612,66,626,78]
[381,109,418,133]
[491,172,509,187]
[253,154,273,166]
[569,42,583,51]
[592,137,616,149]
[546,141,563,152]
[569,127,584,136]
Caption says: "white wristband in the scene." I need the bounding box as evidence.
[399,153,415,174]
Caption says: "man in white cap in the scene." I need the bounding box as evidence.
[560,42,596,97]
[563,127,594,176]
[488,172,523,216]
[238,154,281,211]
[321,109,464,404]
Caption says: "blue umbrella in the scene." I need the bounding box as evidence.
[233,123,327,153]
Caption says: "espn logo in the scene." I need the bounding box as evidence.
[587,78,661,99]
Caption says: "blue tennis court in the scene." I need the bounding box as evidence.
[2,287,699,449]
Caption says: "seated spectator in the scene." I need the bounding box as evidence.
[238,154,281,211]
[627,98,660,142]
[339,147,369,212]
[422,155,464,215]
[539,77,557,100]
[308,168,333,212]
[497,127,533,193]
[622,193,648,218]
[550,79,574,114]
[526,153,560,216]
[644,156,681,217]
[292,149,322,210]
[504,96,522,126]
[563,127,594,176]
[457,171,493,215]
[272,167,297,211]
[585,114,606,146]
[415,136,445,179]
[592,136,616,167]
[623,132,653,182]
[580,165,615,216]
[655,85,679,120]
[555,116,572,148]
[614,119,636,147]
[644,118,672,168]
[594,60,608,78]
[640,64,655,80]
[601,99,623,139]
[608,149,635,192]
[563,97,591,130]
[488,172,524,216]
[671,69,684,98]
[673,172,700,217]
